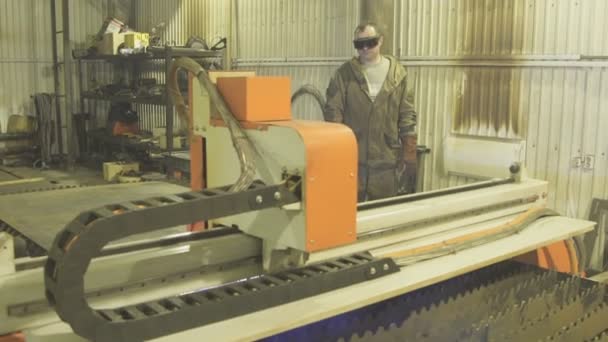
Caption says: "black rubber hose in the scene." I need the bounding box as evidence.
[290,84,326,112]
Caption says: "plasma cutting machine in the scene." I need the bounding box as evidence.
[0,58,605,342]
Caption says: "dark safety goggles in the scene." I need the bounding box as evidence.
[353,37,380,50]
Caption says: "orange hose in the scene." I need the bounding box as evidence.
[0,332,26,342]
[564,238,580,275]
[384,207,548,260]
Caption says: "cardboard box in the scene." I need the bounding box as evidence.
[98,32,126,55]
[7,115,35,133]
[124,32,149,49]
[96,17,124,40]
[103,162,139,182]
[216,77,291,122]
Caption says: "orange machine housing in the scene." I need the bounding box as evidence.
[209,75,357,251]
[216,76,292,122]
[271,120,358,251]
[515,239,581,276]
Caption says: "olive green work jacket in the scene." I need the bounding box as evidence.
[323,55,417,200]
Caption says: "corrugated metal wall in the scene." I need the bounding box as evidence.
[133,0,230,132]
[231,0,608,220]
[234,0,359,120]
[135,0,229,47]
[3,1,605,219]
[235,0,360,59]
[133,0,353,130]
[0,0,54,132]
[0,0,129,150]
[411,65,608,219]
[70,0,130,131]
[395,0,608,219]
[399,0,608,57]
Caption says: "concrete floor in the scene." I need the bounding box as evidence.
[0,165,188,257]
[0,165,107,186]
[0,162,182,191]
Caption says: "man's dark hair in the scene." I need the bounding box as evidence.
[354,22,382,38]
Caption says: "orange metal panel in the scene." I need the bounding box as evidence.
[189,137,205,191]
[189,73,203,191]
[216,77,292,122]
[188,135,206,232]
[514,240,579,275]
[271,120,358,251]
[189,73,206,232]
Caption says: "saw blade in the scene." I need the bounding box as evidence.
[273,261,539,342]
[470,283,606,342]
[392,270,561,341]
[344,262,542,340]
[314,261,608,342]
[450,277,584,341]
[588,330,608,342]
[546,303,608,342]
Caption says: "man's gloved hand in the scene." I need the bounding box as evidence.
[402,135,417,162]
[397,135,417,194]
[396,160,417,194]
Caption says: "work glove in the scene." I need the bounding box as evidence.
[396,135,417,194]
[396,160,417,194]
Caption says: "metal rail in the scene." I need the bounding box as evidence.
[357,177,514,211]
[44,181,298,341]
[42,180,400,341]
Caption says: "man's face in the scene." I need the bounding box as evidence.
[354,26,383,63]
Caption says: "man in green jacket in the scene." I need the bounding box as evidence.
[324,22,418,201]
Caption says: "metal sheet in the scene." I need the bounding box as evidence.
[0,182,190,251]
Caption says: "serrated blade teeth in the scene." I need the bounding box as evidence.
[320,261,608,342]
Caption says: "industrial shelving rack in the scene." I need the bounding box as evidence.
[74,46,223,153]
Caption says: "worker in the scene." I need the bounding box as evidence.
[323,22,418,201]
